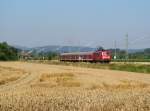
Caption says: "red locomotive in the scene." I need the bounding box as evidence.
[60,49,111,63]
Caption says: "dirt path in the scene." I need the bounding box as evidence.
[0,72,31,91]
[0,61,150,91]
[0,62,70,92]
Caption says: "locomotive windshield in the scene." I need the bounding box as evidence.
[96,47,104,51]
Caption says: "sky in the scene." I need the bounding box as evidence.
[0,0,150,49]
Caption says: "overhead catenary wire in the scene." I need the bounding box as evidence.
[129,36,150,45]
[114,34,149,49]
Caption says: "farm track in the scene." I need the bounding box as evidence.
[0,72,38,92]
[0,62,44,92]
[0,62,71,92]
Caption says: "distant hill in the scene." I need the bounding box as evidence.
[13,45,96,54]
[12,45,30,51]
[13,45,147,54]
[128,49,144,53]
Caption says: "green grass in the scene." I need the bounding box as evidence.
[110,63,150,73]
[112,59,150,62]
[29,60,150,74]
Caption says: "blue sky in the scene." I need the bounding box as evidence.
[0,0,150,49]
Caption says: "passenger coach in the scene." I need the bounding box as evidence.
[60,49,111,63]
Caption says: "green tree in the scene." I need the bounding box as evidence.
[0,42,18,61]
[47,52,58,60]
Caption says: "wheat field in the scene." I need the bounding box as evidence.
[0,62,150,111]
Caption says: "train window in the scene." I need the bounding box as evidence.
[102,52,107,56]
[75,55,76,59]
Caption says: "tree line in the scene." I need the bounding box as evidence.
[0,42,19,61]
[0,42,150,61]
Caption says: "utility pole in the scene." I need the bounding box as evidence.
[125,33,129,60]
[114,40,117,60]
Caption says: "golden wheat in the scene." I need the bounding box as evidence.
[0,66,26,85]
[0,62,150,111]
